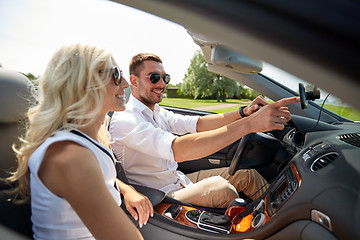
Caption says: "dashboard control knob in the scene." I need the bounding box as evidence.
[252,212,265,228]
[271,201,279,209]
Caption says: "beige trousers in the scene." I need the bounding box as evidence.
[171,168,267,208]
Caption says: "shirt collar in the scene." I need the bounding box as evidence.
[128,95,161,115]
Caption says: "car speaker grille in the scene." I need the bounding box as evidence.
[337,133,360,147]
[310,152,339,172]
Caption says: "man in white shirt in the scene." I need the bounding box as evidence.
[109,53,300,208]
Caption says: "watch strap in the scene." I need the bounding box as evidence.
[239,105,247,118]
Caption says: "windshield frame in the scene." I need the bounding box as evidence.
[259,63,355,123]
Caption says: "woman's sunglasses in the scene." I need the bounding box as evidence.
[135,73,171,84]
[98,66,123,86]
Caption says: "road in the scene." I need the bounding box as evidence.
[191,102,250,111]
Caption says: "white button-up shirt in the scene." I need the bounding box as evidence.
[109,95,200,195]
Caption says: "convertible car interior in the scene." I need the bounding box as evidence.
[1,0,359,239]
[1,65,359,240]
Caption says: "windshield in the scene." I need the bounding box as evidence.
[261,62,360,122]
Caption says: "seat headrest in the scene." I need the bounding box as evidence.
[0,68,35,123]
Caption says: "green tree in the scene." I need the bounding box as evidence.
[211,74,240,102]
[0,65,39,85]
[21,72,39,86]
[240,87,262,100]
[181,50,239,102]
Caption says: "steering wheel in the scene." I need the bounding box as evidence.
[228,134,251,175]
[228,132,285,176]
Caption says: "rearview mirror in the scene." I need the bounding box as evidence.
[211,45,263,74]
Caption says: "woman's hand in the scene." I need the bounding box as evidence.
[116,179,154,228]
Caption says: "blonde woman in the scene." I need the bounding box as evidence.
[7,44,153,239]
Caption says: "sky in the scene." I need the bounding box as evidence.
[0,0,341,105]
[0,0,200,85]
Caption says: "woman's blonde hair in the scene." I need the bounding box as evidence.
[9,43,114,202]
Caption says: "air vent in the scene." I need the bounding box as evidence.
[337,133,360,147]
[310,152,339,172]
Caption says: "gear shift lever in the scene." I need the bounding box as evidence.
[225,198,247,219]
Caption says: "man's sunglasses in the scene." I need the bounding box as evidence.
[98,66,123,86]
[135,73,171,84]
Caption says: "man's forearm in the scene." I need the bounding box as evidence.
[196,96,268,132]
[173,96,299,162]
[196,110,241,132]
[173,117,250,162]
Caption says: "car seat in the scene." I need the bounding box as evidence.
[0,68,35,238]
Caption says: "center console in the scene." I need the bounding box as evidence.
[267,164,300,216]
[155,164,301,234]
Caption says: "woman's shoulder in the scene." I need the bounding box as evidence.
[29,131,93,168]
[36,138,100,201]
[43,140,93,168]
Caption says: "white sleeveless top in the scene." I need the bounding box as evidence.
[28,130,121,240]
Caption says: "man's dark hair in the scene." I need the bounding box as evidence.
[129,53,162,75]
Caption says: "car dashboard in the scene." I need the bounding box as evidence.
[266,115,360,239]
[152,114,360,240]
